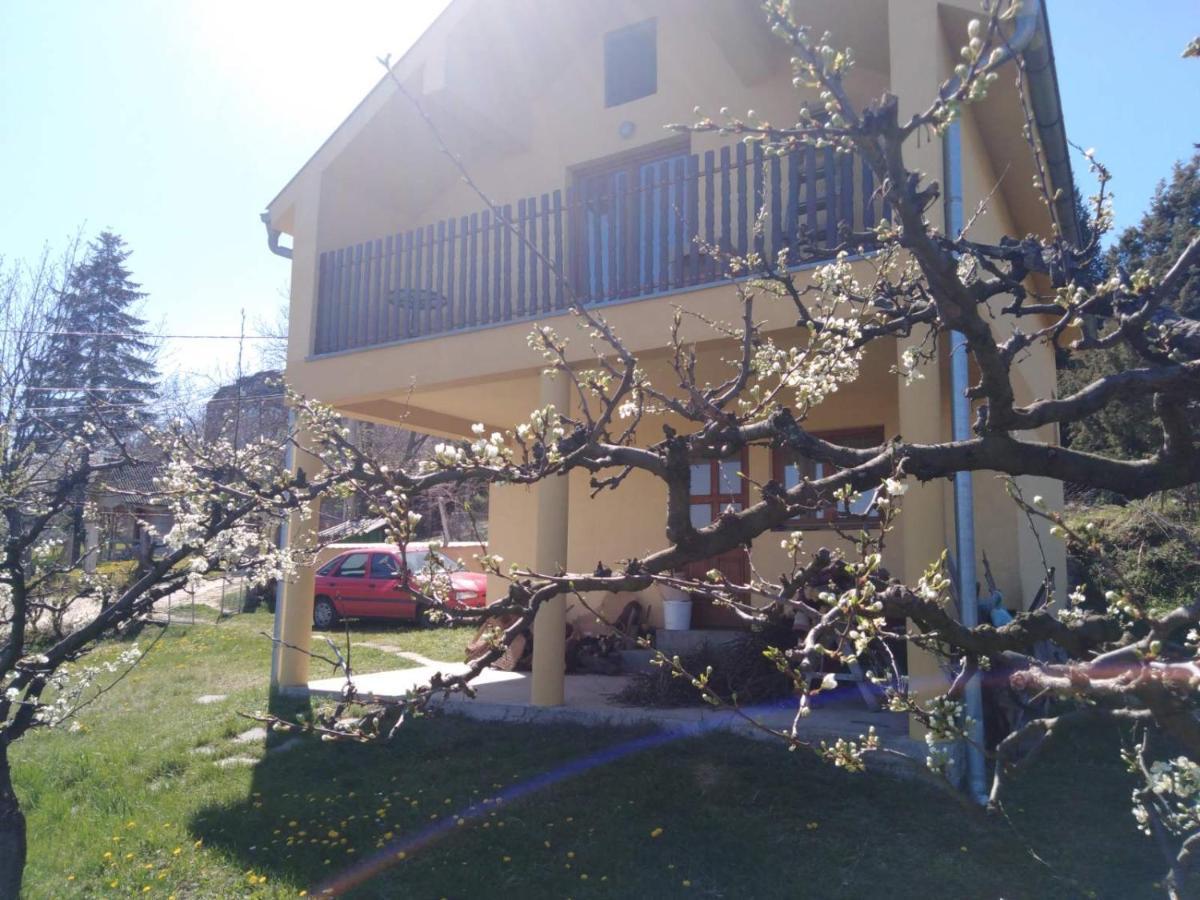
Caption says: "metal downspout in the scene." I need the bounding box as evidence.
[260,209,292,685]
[943,120,988,805]
[261,211,293,260]
[941,0,1044,806]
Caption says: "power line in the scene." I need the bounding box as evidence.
[25,386,159,393]
[0,329,285,341]
[22,393,287,413]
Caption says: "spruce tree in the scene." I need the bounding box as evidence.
[1106,152,1200,318]
[37,231,159,559]
[40,231,159,435]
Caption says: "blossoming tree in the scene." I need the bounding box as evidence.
[0,255,338,895]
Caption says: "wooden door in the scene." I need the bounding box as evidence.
[572,137,691,303]
[682,451,750,627]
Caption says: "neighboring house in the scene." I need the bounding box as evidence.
[203,369,288,448]
[319,516,391,546]
[315,422,489,542]
[202,370,485,540]
[87,372,289,570]
[87,461,173,569]
[263,0,1073,710]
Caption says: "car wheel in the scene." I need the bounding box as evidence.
[413,604,431,628]
[313,596,338,630]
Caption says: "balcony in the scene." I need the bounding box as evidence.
[311,144,885,357]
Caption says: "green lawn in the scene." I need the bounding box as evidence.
[12,609,1169,898]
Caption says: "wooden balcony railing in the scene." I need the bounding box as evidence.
[312,144,886,356]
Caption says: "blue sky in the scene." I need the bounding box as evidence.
[1,0,1196,386]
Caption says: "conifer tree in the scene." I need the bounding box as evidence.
[36,231,159,558]
[1060,152,1200,462]
[39,230,159,435]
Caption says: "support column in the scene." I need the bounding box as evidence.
[272,427,323,692]
[272,170,324,693]
[530,373,570,706]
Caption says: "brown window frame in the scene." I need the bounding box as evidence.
[771,426,886,529]
[688,448,750,529]
[682,448,750,587]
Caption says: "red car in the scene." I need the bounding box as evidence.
[312,543,488,629]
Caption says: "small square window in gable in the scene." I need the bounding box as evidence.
[605,18,657,108]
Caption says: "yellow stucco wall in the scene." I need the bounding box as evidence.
[482,336,902,630]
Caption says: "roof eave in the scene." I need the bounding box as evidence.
[1023,1,1081,247]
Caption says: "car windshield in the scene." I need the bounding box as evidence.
[404,550,463,573]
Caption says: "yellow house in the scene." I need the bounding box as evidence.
[262,0,1073,720]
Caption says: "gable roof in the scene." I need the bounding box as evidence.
[265,0,468,224]
[96,461,161,497]
[266,0,1077,244]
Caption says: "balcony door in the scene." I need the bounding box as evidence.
[572,138,693,303]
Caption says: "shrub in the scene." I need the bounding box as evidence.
[613,621,798,708]
[1065,500,1200,615]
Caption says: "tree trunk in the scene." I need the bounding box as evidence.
[437,495,453,544]
[0,744,27,899]
[134,526,153,578]
[68,489,86,566]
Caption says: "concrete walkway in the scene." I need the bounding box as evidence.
[309,664,925,770]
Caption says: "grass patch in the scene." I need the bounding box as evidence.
[12,609,1168,898]
[1065,500,1200,614]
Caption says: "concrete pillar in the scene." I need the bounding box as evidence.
[896,332,951,738]
[888,0,954,738]
[530,372,570,706]
[272,428,324,691]
[271,168,326,692]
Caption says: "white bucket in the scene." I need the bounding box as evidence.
[662,598,693,631]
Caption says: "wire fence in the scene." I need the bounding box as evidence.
[159,571,260,625]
